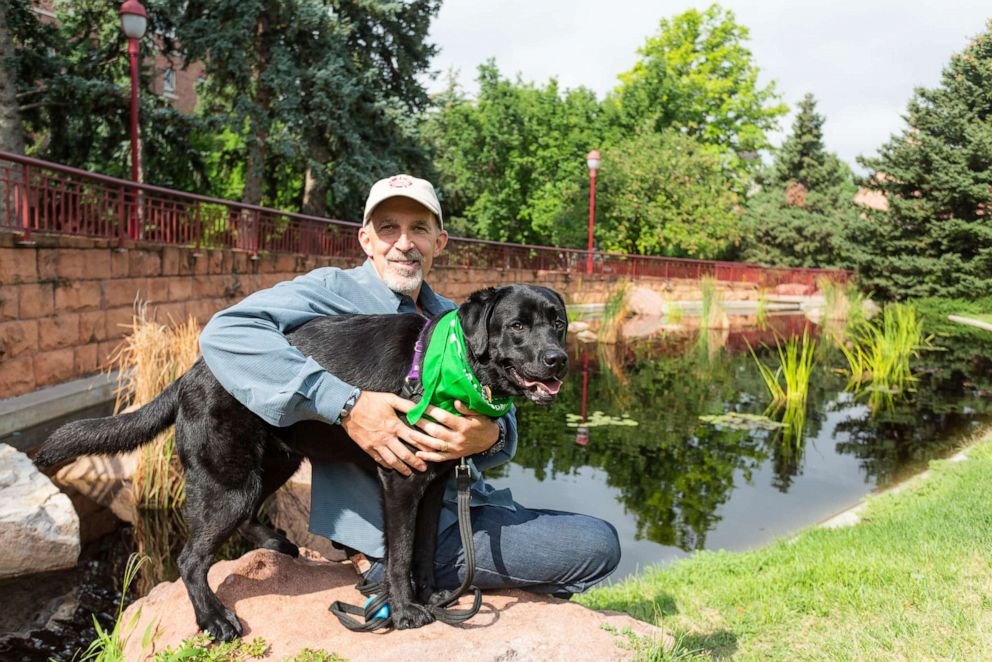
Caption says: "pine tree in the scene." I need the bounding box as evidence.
[740,93,858,268]
[852,21,992,299]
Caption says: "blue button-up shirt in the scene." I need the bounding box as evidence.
[199,259,517,557]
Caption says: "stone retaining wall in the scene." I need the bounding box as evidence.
[0,232,761,399]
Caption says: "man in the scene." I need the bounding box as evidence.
[199,174,620,597]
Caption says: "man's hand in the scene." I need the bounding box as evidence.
[411,400,500,463]
[340,391,440,475]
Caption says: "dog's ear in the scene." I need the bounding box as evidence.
[458,287,500,358]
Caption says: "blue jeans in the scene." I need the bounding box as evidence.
[363,504,621,598]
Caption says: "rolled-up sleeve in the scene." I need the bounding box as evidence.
[198,271,363,427]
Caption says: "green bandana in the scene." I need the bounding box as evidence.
[406,310,512,425]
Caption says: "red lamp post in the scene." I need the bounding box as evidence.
[585,150,600,274]
[119,0,147,240]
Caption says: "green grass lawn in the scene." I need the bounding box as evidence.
[578,433,992,660]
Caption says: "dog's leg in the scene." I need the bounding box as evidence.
[379,468,435,629]
[178,467,259,641]
[413,474,452,606]
[237,450,303,557]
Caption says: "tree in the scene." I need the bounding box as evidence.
[172,0,439,216]
[6,0,209,189]
[574,128,741,258]
[0,0,26,154]
[853,22,992,299]
[740,93,859,268]
[424,62,605,244]
[609,4,787,179]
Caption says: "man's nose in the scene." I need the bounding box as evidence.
[394,232,415,251]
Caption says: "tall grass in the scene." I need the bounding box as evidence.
[748,330,817,448]
[749,329,817,406]
[598,282,630,344]
[699,277,723,329]
[77,554,150,662]
[754,292,769,330]
[107,301,200,509]
[838,302,927,410]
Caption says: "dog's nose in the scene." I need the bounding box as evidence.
[541,349,567,370]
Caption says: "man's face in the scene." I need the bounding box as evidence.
[358,197,448,298]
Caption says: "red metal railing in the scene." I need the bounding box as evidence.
[0,151,850,288]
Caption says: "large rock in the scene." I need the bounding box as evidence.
[626,287,664,317]
[0,444,80,579]
[122,549,667,661]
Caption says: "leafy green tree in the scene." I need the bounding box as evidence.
[6,0,209,190]
[852,22,992,299]
[424,62,605,244]
[171,0,439,216]
[0,0,28,154]
[609,3,787,180]
[572,128,741,258]
[740,93,859,268]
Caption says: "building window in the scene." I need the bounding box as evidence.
[163,68,177,97]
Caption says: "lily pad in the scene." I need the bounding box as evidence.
[699,412,784,431]
[566,411,639,428]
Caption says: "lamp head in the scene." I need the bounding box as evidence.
[119,0,148,40]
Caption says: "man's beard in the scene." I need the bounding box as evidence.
[381,248,424,295]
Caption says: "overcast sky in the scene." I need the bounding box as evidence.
[426,0,991,171]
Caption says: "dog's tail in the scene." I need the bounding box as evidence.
[34,379,181,469]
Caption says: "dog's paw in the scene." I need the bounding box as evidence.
[261,537,300,558]
[427,588,459,609]
[391,602,434,630]
[199,606,243,642]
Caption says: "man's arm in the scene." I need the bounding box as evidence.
[198,271,361,427]
[199,269,446,474]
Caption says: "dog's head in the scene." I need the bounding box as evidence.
[458,284,569,405]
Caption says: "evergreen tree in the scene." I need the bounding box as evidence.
[170,0,439,215]
[852,21,992,299]
[740,93,858,268]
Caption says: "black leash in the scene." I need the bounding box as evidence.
[329,458,482,631]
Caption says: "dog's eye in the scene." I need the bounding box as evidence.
[553,319,566,331]
[510,321,525,332]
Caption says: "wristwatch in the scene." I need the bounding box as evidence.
[484,418,507,456]
[335,387,362,425]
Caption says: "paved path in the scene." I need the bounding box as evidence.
[948,315,992,332]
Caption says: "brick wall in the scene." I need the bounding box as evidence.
[0,233,757,400]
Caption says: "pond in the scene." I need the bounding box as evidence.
[489,315,992,581]
[2,313,991,658]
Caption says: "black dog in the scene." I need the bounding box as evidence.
[35,284,568,640]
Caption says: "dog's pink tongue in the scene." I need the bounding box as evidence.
[523,378,562,395]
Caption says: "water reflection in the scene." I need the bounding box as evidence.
[496,319,992,579]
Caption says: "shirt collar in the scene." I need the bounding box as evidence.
[356,259,448,317]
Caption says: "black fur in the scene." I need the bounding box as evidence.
[35,284,568,640]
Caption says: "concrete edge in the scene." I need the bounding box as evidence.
[0,372,119,437]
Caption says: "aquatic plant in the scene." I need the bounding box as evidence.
[107,301,200,509]
[748,330,817,448]
[699,277,724,329]
[749,329,817,406]
[665,300,685,324]
[838,302,928,410]
[755,292,769,329]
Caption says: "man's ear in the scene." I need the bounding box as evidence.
[358,225,374,257]
[458,287,499,358]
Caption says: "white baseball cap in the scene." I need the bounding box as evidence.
[362,174,444,230]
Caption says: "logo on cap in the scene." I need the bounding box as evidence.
[388,175,414,188]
